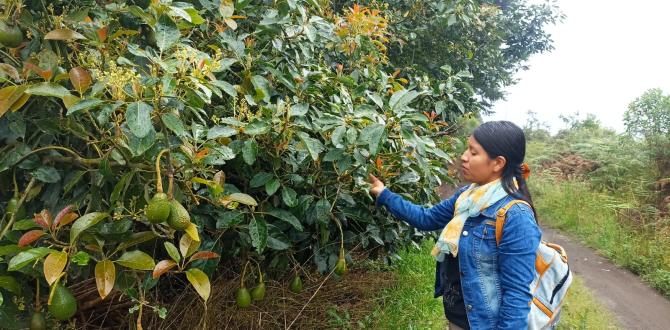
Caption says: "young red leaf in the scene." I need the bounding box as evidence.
[18,230,46,247]
[188,251,220,263]
[152,260,177,279]
[53,205,74,229]
[34,210,51,229]
[56,213,79,228]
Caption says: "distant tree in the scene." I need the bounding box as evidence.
[624,88,670,139]
[523,110,550,141]
[624,88,670,179]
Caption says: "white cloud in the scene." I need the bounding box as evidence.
[485,0,670,133]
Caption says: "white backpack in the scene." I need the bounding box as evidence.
[496,200,573,329]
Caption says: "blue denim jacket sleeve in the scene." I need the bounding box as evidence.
[497,204,542,330]
[374,186,468,231]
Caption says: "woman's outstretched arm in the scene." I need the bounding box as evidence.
[370,174,467,231]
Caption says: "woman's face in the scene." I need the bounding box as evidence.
[460,136,506,185]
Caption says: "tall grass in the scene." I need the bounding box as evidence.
[344,239,618,329]
[531,173,670,297]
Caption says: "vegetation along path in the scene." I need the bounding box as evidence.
[542,226,670,329]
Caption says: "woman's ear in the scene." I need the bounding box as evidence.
[493,156,507,174]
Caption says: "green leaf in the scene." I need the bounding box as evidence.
[215,211,244,229]
[66,98,104,115]
[110,171,134,205]
[251,75,271,103]
[297,132,324,161]
[185,8,206,25]
[155,15,180,52]
[113,232,158,254]
[207,126,238,139]
[265,208,303,231]
[126,102,153,138]
[63,170,87,194]
[244,119,270,136]
[12,219,38,231]
[0,276,21,294]
[267,236,290,250]
[389,89,420,113]
[162,113,189,138]
[219,0,234,18]
[265,178,280,196]
[314,199,331,224]
[32,166,61,183]
[202,145,235,165]
[70,212,110,244]
[331,126,346,148]
[281,187,298,207]
[358,123,385,156]
[367,92,384,109]
[44,28,86,40]
[249,217,267,253]
[242,139,258,165]
[25,83,71,98]
[179,234,200,259]
[0,245,23,256]
[287,102,307,116]
[115,250,156,270]
[227,193,257,206]
[127,126,156,157]
[185,268,211,302]
[211,80,237,97]
[72,251,90,266]
[7,247,54,271]
[250,172,273,188]
[164,242,181,263]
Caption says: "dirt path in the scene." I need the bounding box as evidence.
[541,227,670,330]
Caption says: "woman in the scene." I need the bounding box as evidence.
[369,121,541,329]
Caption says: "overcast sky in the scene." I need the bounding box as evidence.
[485,0,670,133]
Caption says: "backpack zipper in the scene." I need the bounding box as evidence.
[549,265,571,304]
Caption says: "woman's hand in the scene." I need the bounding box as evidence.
[368,174,385,198]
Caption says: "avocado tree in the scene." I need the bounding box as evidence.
[0,0,558,327]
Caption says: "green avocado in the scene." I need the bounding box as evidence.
[0,20,23,48]
[167,199,191,230]
[146,192,170,224]
[48,284,77,321]
[30,311,46,330]
[250,282,266,301]
[289,276,303,294]
[334,257,347,276]
[236,287,251,308]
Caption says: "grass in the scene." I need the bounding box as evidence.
[365,239,447,330]
[530,173,670,297]
[332,239,618,329]
[556,276,620,329]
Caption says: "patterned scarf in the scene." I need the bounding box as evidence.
[431,178,509,261]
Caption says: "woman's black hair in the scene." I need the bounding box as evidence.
[472,121,537,219]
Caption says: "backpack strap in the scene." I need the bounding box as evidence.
[495,200,532,245]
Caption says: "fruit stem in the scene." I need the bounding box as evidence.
[251,259,263,283]
[0,176,35,240]
[240,261,249,288]
[167,172,174,199]
[35,278,40,310]
[12,171,18,198]
[329,214,345,252]
[155,149,168,193]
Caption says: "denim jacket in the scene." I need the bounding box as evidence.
[376,186,541,329]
